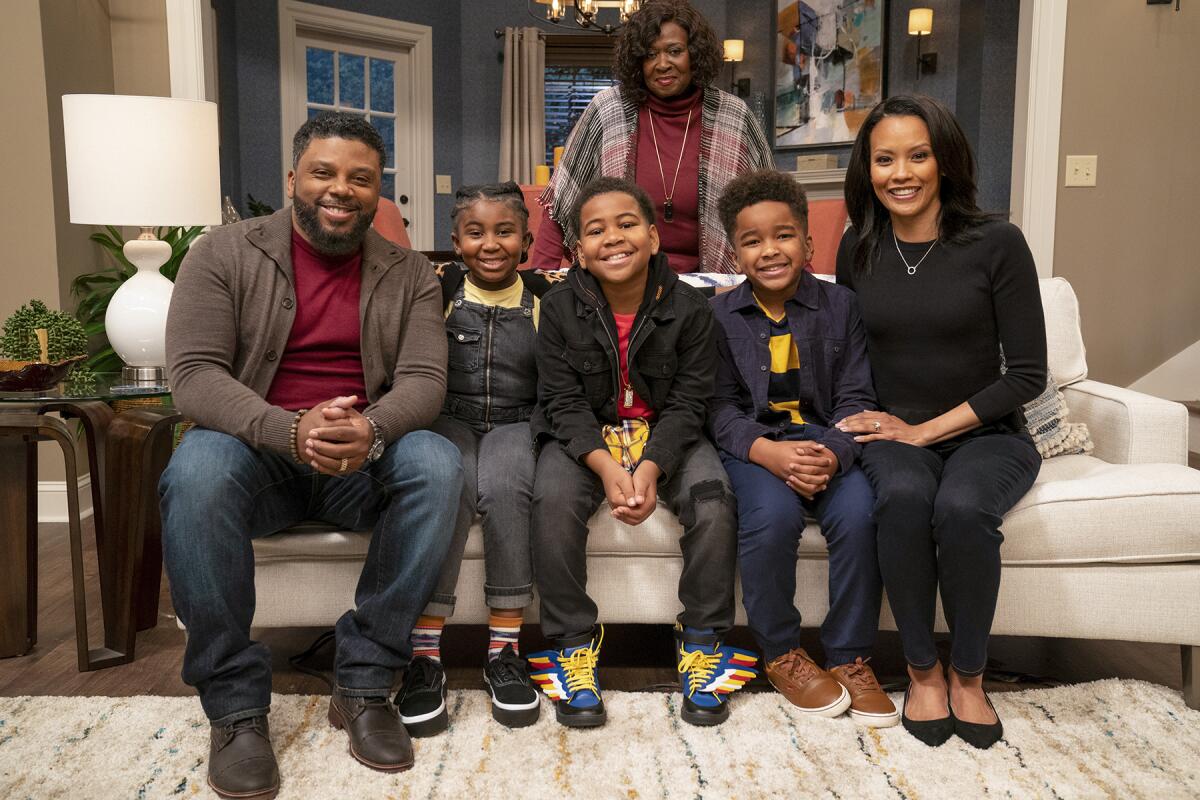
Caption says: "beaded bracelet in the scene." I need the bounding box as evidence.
[289,408,308,464]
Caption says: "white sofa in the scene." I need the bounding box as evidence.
[249,278,1200,709]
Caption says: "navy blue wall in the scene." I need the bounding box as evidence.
[215,0,1019,246]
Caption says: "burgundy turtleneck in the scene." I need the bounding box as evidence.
[530,86,704,273]
[635,86,702,274]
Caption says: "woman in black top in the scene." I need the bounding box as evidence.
[834,95,1046,749]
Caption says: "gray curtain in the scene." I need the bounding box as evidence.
[499,26,546,184]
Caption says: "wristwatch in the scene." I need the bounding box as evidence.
[364,415,385,462]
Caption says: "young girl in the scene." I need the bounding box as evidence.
[395,182,549,734]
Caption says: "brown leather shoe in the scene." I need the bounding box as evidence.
[328,689,414,772]
[830,658,900,728]
[207,716,279,800]
[765,648,851,717]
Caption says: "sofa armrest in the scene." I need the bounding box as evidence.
[1062,379,1188,465]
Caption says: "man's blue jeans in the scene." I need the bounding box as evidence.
[159,427,462,724]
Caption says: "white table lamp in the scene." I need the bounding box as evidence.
[62,94,221,384]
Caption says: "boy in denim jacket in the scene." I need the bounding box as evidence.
[711,170,897,727]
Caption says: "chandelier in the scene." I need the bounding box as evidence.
[532,0,641,34]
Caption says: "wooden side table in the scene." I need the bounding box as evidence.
[0,376,179,670]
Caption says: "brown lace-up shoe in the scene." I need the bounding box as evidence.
[329,688,414,772]
[765,648,851,717]
[208,716,279,800]
[830,658,900,728]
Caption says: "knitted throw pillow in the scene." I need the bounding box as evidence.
[1023,373,1094,459]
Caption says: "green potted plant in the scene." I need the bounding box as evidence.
[71,225,205,372]
[0,299,91,391]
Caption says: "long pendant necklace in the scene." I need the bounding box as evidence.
[646,107,692,223]
[892,227,939,275]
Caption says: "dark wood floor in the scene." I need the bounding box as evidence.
[0,520,1183,699]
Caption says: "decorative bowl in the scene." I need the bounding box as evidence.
[0,355,88,391]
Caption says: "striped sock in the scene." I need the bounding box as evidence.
[487,613,522,660]
[411,615,445,663]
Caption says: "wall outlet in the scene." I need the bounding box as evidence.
[435,174,453,194]
[1065,155,1097,187]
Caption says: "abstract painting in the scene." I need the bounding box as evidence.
[774,0,886,148]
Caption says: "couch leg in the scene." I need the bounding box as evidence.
[1184,645,1199,711]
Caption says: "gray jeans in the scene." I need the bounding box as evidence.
[423,416,535,616]
[531,438,739,641]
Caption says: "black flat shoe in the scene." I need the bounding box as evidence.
[901,684,954,747]
[950,691,1004,749]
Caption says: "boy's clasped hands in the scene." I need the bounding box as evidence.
[749,438,838,500]
[586,450,662,525]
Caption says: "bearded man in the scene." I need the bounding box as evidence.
[160,111,460,799]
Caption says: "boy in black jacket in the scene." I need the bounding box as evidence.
[527,178,757,729]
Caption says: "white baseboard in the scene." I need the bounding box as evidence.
[38,475,94,523]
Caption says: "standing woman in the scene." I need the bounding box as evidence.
[531,0,772,273]
[834,95,1046,749]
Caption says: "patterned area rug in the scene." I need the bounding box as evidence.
[2,680,1198,798]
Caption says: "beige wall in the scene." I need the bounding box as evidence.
[40,0,117,313]
[109,0,170,96]
[1054,3,1200,387]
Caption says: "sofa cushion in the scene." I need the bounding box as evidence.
[254,454,1200,570]
[1039,277,1088,386]
[999,455,1200,564]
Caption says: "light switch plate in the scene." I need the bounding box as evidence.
[435,174,453,194]
[1065,155,1097,187]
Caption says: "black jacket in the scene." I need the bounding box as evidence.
[530,252,716,480]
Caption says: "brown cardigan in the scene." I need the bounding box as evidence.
[166,208,447,456]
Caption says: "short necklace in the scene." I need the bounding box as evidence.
[646,107,692,223]
[892,227,939,275]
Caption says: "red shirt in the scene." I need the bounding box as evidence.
[635,87,702,274]
[612,311,654,420]
[265,230,367,412]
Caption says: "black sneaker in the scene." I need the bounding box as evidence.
[483,644,541,728]
[394,656,448,737]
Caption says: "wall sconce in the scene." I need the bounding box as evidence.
[723,39,745,94]
[908,8,937,76]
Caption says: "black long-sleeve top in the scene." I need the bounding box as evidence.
[835,220,1047,428]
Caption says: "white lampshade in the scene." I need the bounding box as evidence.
[62,94,221,227]
[723,39,745,63]
[61,95,220,380]
[908,8,933,36]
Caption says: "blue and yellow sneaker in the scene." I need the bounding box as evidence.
[674,625,759,726]
[527,626,606,728]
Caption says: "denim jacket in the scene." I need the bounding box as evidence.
[530,252,716,480]
[708,272,876,474]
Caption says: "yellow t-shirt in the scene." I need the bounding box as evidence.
[754,296,804,425]
[446,276,539,329]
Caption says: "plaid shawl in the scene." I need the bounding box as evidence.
[539,85,773,274]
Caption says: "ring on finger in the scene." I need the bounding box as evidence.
[873,420,881,432]
[339,457,349,474]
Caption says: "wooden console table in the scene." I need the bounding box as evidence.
[0,376,180,670]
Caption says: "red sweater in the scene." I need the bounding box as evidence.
[532,87,703,273]
[265,230,367,412]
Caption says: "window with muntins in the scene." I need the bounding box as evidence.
[305,46,399,200]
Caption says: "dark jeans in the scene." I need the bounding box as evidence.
[860,428,1041,675]
[159,427,462,724]
[423,416,535,616]
[722,425,881,666]
[531,439,738,642]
